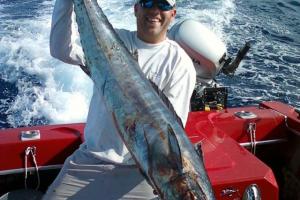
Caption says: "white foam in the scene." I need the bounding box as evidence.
[0,0,236,127]
[0,1,93,127]
[176,0,235,40]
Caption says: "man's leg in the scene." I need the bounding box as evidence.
[43,148,158,200]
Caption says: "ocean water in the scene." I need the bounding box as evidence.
[0,0,299,128]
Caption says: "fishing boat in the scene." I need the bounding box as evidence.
[1,101,300,200]
[1,19,299,200]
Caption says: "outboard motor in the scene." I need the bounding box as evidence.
[169,19,250,111]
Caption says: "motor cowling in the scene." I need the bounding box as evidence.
[168,19,227,80]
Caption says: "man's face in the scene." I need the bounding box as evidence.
[134,1,176,43]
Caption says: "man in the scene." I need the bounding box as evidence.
[44,0,196,199]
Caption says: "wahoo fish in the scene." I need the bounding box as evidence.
[73,0,215,199]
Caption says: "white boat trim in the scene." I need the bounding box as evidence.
[239,138,288,148]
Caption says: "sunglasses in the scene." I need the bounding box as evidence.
[139,0,174,11]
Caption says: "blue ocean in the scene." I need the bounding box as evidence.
[0,0,299,128]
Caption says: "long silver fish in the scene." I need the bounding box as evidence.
[73,0,215,199]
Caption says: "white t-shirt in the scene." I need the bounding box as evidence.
[50,0,196,164]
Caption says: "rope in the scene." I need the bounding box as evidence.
[24,146,40,190]
[248,123,257,154]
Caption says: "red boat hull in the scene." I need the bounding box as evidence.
[1,101,300,199]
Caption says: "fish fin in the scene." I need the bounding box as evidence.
[149,80,184,128]
[142,127,162,196]
[194,142,205,163]
[79,64,91,76]
[112,111,156,191]
[167,124,183,170]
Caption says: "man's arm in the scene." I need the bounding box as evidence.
[50,0,86,67]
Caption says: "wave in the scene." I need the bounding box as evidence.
[0,0,93,128]
[3,0,299,128]
[0,0,236,128]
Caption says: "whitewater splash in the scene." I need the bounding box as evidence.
[0,0,93,127]
[0,0,235,128]
[0,0,236,128]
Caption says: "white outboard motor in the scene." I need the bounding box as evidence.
[169,19,250,111]
[168,19,227,82]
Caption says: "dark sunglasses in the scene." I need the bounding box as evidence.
[139,0,174,11]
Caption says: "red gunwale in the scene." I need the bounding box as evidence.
[2,101,298,199]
